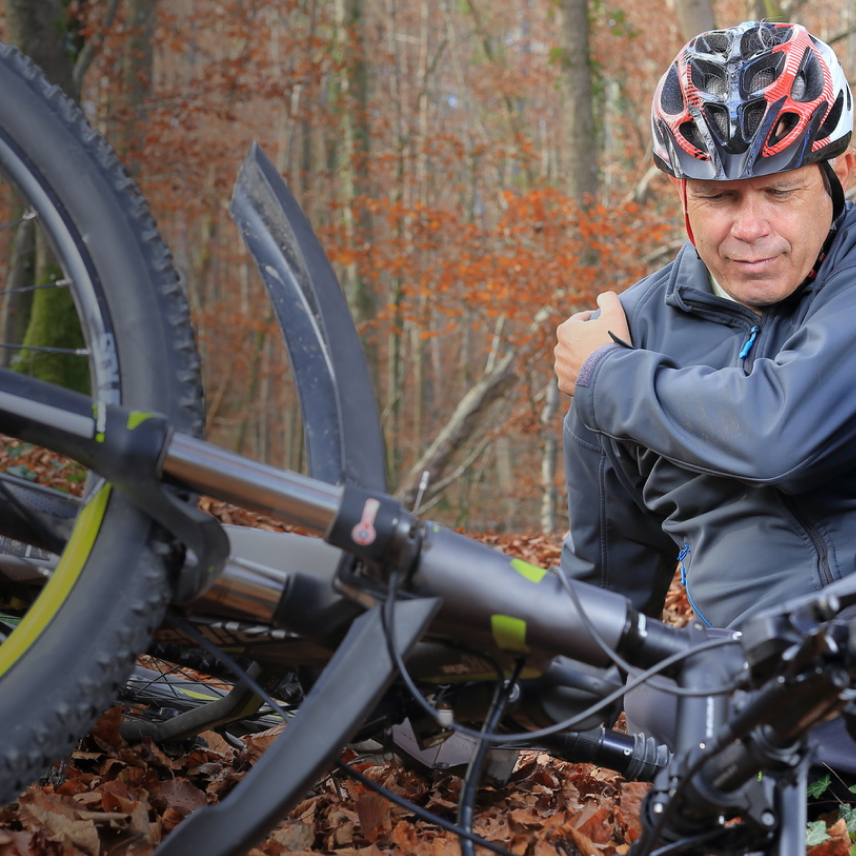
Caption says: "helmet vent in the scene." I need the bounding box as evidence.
[704,104,729,140]
[743,101,767,137]
[748,66,778,92]
[692,60,728,97]
[696,31,730,57]
[679,121,708,155]
[769,112,799,146]
[703,72,727,97]
[742,24,793,58]
[743,52,785,93]
[818,92,844,138]
[795,50,825,102]
[660,64,685,114]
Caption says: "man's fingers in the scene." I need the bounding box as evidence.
[595,291,631,343]
[596,291,622,316]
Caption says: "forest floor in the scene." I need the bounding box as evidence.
[0,439,853,855]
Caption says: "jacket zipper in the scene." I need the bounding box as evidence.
[678,542,712,627]
[739,324,759,361]
[781,497,834,586]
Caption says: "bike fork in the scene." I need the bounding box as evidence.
[150,597,441,856]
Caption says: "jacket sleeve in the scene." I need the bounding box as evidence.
[573,269,856,493]
[561,406,678,618]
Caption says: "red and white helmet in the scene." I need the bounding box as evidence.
[651,21,853,180]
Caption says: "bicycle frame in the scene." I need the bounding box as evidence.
[1,144,856,856]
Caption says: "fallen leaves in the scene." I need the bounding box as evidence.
[0,706,653,856]
[0,491,848,856]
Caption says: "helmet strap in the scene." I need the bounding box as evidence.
[679,178,697,247]
[819,158,845,221]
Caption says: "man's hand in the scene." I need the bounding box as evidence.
[554,292,630,396]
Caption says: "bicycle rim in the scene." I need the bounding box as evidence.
[0,42,203,802]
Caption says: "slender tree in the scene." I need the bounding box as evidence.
[560,0,598,202]
[673,0,716,41]
[117,0,158,175]
[2,0,87,390]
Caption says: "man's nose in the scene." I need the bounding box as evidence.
[730,196,772,241]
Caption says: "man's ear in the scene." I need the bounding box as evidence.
[832,149,856,192]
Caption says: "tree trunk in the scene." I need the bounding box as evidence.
[117,0,157,174]
[749,0,783,21]
[539,379,560,534]
[559,0,599,202]
[3,0,76,98]
[334,0,374,326]
[2,0,89,390]
[672,0,716,42]
[396,350,517,510]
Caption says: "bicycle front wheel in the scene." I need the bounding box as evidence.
[0,42,204,802]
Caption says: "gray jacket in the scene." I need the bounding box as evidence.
[561,202,856,629]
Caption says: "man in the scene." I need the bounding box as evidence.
[554,20,856,634]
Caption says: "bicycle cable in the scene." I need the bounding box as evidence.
[553,561,746,699]
[380,570,745,745]
[456,658,523,856]
[333,761,518,856]
[164,615,519,856]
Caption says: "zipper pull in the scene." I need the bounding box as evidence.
[677,543,690,586]
[739,325,759,360]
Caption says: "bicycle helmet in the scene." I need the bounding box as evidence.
[651,21,853,182]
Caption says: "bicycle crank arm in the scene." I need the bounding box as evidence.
[151,596,441,856]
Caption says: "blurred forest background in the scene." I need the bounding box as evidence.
[1,0,854,533]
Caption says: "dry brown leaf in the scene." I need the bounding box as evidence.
[241,723,287,764]
[93,708,126,749]
[268,823,315,852]
[575,804,612,845]
[0,829,39,856]
[355,793,390,842]
[615,781,650,844]
[807,818,852,856]
[155,779,207,817]
[532,839,565,856]
[391,820,420,850]
[17,791,100,856]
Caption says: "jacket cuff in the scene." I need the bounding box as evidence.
[576,343,622,389]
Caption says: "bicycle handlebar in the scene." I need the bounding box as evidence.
[2,374,856,855]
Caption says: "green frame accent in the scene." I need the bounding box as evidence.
[126,411,154,430]
[491,614,529,653]
[510,558,547,583]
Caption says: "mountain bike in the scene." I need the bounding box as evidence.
[0,39,855,856]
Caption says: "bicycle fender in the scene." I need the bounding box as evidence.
[230,143,387,491]
[150,596,442,856]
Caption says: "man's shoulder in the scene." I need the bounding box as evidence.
[619,243,696,314]
[826,203,856,271]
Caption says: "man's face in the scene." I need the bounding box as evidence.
[681,156,853,313]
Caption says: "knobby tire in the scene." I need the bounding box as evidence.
[0,42,204,802]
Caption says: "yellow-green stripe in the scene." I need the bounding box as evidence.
[0,484,110,677]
